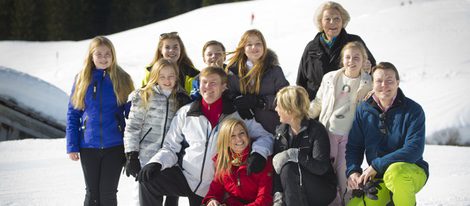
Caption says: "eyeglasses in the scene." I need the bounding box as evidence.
[160,32,178,39]
[379,113,387,135]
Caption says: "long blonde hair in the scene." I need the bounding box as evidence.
[226,29,268,94]
[71,36,134,110]
[149,32,195,69]
[140,59,180,109]
[215,118,250,182]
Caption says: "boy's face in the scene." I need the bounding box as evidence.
[203,45,225,67]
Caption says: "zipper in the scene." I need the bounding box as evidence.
[193,122,212,193]
[99,70,106,149]
[193,115,224,193]
[93,81,97,99]
[160,97,170,146]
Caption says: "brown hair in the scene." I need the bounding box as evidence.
[226,29,268,94]
[149,32,195,69]
[199,66,228,85]
[371,62,400,81]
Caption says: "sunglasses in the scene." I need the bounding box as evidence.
[160,32,178,39]
[379,113,388,135]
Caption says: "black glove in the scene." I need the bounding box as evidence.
[352,179,383,200]
[237,108,254,119]
[246,152,266,175]
[125,152,141,178]
[137,163,162,183]
[362,179,382,200]
[234,94,265,110]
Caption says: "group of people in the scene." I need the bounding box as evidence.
[66,1,428,206]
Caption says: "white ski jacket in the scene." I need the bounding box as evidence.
[148,96,273,197]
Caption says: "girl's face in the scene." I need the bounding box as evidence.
[92,45,112,69]
[244,35,264,63]
[229,124,249,154]
[342,48,363,77]
[321,8,343,39]
[203,45,225,67]
[157,66,177,91]
[161,39,181,63]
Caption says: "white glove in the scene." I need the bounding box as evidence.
[272,148,299,174]
[273,191,284,206]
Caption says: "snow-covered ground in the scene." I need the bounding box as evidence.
[0,139,469,205]
[0,0,470,205]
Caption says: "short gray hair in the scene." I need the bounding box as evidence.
[315,1,350,32]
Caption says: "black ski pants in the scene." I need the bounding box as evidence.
[279,162,337,206]
[80,145,125,206]
[140,166,203,206]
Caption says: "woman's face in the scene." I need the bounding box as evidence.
[275,103,294,125]
[229,124,250,154]
[161,39,181,63]
[244,35,264,63]
[321,8,343,39]
[342,48,363,77]
[203,45,225,67]
[92,45,112,69]
[157,66,177,91]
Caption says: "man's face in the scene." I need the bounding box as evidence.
[200,73,226,104]
[373,69,400,102]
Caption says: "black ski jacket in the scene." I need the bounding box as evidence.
[296,29,375,100]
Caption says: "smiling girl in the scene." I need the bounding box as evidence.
[310,41,373,204]
[66,36,134,205]
[143,32,199,94]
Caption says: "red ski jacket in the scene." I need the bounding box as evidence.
[202,148,273,206]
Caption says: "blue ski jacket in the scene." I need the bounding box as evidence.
[66,69,129,153]
[346,88,429,178]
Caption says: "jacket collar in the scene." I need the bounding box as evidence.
[187,93,237,117]
[367,88,406,112]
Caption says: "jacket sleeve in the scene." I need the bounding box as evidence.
[247,158,274,206]
[309,73,327,119]
[123,90,144,153]
[66,83,84,153]
[147,106,186,168]
[345,105,366,177]
[296,44,310,96]
[202,176,226,205]
[263,66,289,111]
[298,122,332,175]
[244,118,274,158]
[356,36,376,67]
[371,106,426,175]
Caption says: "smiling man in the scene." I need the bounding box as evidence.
[137,66,273,206]
[345,62,429,206]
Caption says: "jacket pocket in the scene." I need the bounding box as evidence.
[139,127,152,145]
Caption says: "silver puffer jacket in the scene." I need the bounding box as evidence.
[124,85,190,165]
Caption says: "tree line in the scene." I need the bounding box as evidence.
[0,0,246,41]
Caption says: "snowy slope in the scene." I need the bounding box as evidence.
[0,0,469,145]
[0,138,469,205]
